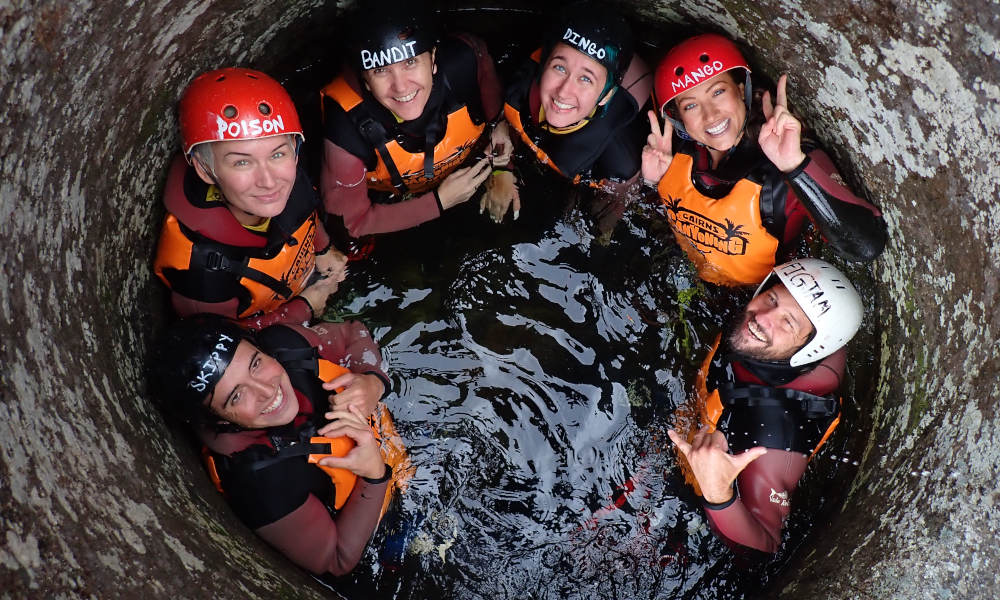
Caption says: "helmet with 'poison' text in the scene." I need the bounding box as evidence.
[179,68,304,158]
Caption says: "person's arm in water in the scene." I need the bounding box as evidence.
[320,140,492,237]
[254,406,390,575]
[759,75,887,262]
[668,428,803,553]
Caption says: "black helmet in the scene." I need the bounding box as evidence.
[349,0,438,72]
[543,1,635,92]
[150,316,252,424]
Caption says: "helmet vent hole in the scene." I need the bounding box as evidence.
[674,66,684,76]
[215,75,226,82]
[246,74,259,80]
[258,103,272,116]
[223,105,238,119]
[699,53,710,63]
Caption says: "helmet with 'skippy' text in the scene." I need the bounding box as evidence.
[179,68,304,157]
[349,0,438,72]
[151,315,253,424]
[653,33,752,127]
[754,259,864,367]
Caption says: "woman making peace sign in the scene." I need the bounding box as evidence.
[642,34,886,286]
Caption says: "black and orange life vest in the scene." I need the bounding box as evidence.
[695,335,842,458]
[503,49,644,188]
[154,155,319,318]
[203,324,405,526]
[658,150,784,287]
[321,35,489,195]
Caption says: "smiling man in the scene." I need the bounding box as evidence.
[319,0,503,240]
[667,258,864,553]
[155,68,347,330]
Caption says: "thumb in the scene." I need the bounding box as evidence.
[732,446,768,471]
[667,429,691,456]
[323,373,353,391]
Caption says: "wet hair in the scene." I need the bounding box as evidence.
[190,142,214,170]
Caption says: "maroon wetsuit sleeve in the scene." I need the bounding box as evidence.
[170,293,313,330]
[783,147,887,262]
[320,139,442,237]
[302,320,388,383]
[703,450,808,553]
[253,477,389,575]
[461,32,503,121]
[313,213,332,254]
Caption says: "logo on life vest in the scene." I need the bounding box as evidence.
[769,488,790,507]
[188,333,236,392]
[671,60,726,94]
[215,115,286,140]
[562,27,607,60]
[665,196,749,256]
[777,261,835,316]
[361,40,419,70]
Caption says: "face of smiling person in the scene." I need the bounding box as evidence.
[193,136,298,226]
[207,340,299,429]
[727,283,815,362]
[362,50,436,122]
[538,43,609,129]
[673,71,746,160]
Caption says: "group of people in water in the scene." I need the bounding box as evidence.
[149,0,887,581]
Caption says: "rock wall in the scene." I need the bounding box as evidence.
[1,1,997,598]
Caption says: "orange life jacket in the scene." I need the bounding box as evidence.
[154,156,318,317]
[320,77,486,195]
[657,152,780,286]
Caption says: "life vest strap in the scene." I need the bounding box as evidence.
[356,114,408,194]
[195,247,294,299]
[247,441,333,472]
[720,384,839,420]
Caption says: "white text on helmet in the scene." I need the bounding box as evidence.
[562,27,607,60]
[671,60,726,93]
[187,333,235,392]
[215,115,286,140]
[361,40,419,70]
[779,261,832,316]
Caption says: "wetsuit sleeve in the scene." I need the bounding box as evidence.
[784,147,887,262]
[703,450,807,553]
[453,32,503,121]
[169,293,313,330]
[254,477,389,575]
[304,320,389,389]
[621,52,653,109]
[320,138,442,237]
[313,212,332,254]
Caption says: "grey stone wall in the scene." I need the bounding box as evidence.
[1,1,997,598]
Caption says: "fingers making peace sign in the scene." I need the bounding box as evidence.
[641,109,675,186]
[758,74,808,173]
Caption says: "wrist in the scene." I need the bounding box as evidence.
[703,482,738,508]
[362,463,392,484]
[782,153,810,176]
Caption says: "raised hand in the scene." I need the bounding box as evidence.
[758,74,807,173]
[641,109,674,185]
[668,428,767,504]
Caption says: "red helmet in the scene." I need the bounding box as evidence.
[653,34,750,116]
[178,68,304,156]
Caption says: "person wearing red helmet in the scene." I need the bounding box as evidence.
[151,316,406,576]
[642,34,886,286]
[154,68,347,329]
[482,1,653,223]
[319,1,504,240]
[668,259,862,553]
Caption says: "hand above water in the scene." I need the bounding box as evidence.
[314,246,348,283]
[641,109,674,186]
[324,372,384,417]
[480,170,520,223]
[437,157,493,210]
[668,428,767,504]
[317,405,386,480]
[759,74,807,173]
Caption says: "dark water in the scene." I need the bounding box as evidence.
[269,7,878,599]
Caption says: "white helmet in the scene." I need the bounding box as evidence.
[753,258,864,367]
